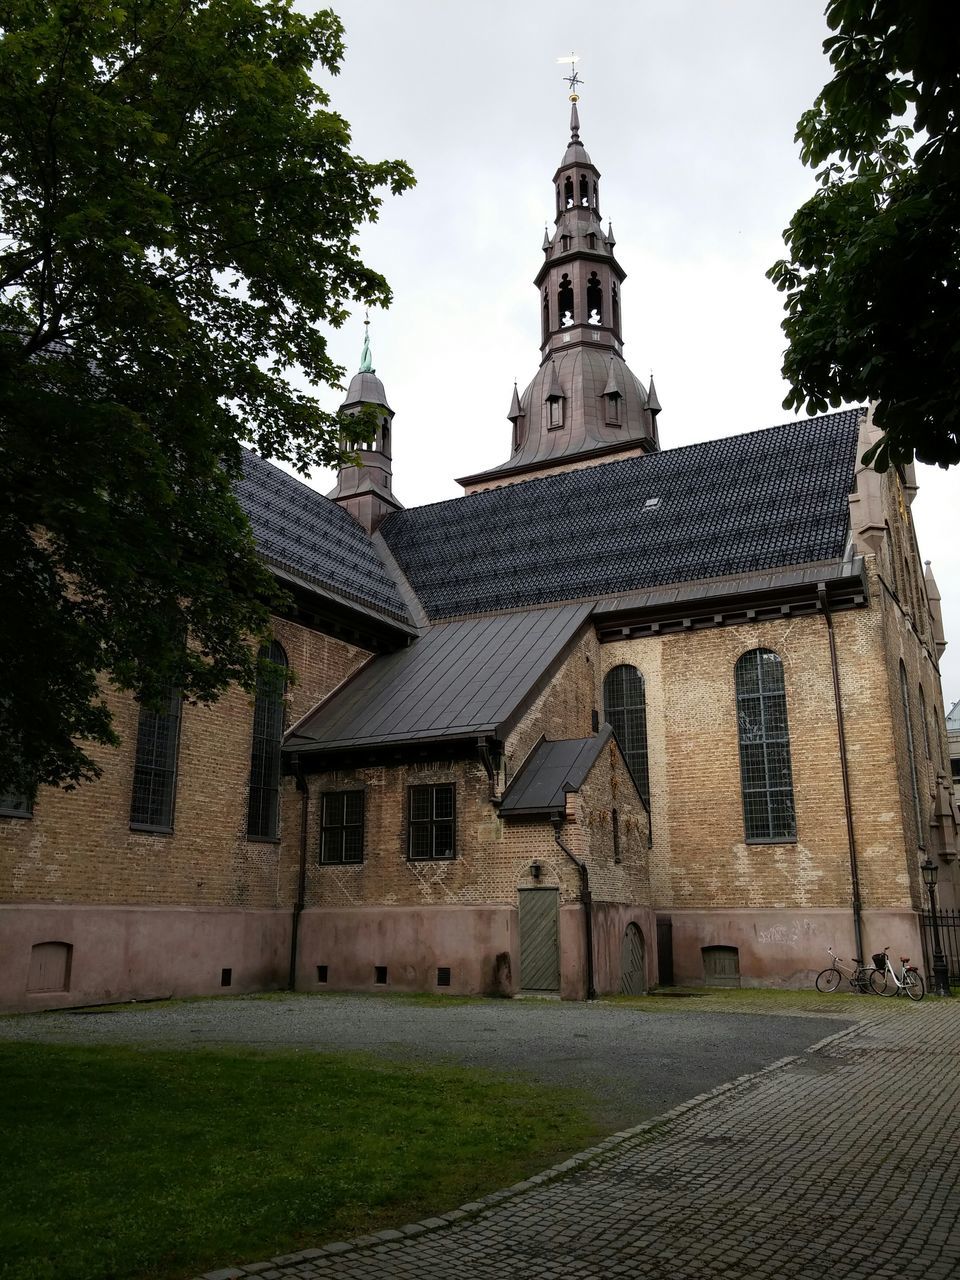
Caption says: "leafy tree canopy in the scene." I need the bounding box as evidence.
[768,0,960,471]
[0,0,413,794]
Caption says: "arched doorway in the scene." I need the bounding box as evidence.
[620,923,646,995]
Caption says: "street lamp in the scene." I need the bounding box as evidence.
[921,857,952,998]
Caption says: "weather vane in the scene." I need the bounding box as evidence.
[556,53,583,101]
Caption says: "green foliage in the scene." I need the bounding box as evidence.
[0,1043,598,1279]
[768,0,960,471]
[0,0,414,791]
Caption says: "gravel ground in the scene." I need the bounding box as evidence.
[0,994,850,1127]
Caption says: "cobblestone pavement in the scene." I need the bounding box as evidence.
[199,1001,960,1280]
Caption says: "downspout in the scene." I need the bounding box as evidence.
[551,814,596,1000]
[289,753,309,991]
[818,585,865,960]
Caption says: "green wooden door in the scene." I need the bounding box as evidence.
[518,889,560,992]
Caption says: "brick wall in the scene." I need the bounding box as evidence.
[0,617,369,910]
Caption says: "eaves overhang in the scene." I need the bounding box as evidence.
[594,557,868,643]
[456,436,656,489]
[267,560,417,651]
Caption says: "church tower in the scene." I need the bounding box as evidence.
[326,322,402,532]
[458,93,660,493]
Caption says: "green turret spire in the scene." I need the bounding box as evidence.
[359,318,374,373]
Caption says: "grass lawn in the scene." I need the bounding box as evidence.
[0,1043,600,1280]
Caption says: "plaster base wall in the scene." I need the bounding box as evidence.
[295,905,519,997]
[0,904,291,1013]
[664,908,925,988]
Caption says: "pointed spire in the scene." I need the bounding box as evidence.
[602,359,622,399]
[570,97,581,142]
[542,225,552,252]
[647,374,661,416]
[925,561,947,656]
[508,381,524,422]
[544,359,564,401]
[605,220,616,248]
[359,316,374,373]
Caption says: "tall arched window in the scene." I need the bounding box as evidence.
[735,649,796,842]
[130,684,182,832]
[247,641,288,840]
[603,665,649,805]
[899,661,924,848]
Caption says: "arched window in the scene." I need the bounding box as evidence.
[899,661,924,848]
[130,683,182,832]
[734,649,796,842]
[579,173,589,206]
[563,175,574,208]
[919,685,931,760]
[611,283,620,333]
[247,641,288,840]
[542,288,550,341]
[603,665,649,805]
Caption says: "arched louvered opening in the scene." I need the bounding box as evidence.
[542,288,550,342]
[587,272,603,325]
[579,173,589,206]
[735,649,796,842]
[247,641,288,841]
[611,283,620,333]
[563,175,574,208]
[603,665,650,805]
[558,273,574,326]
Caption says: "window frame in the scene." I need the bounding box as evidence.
[129,684,183,834]
[407,783,457,862]
[0,793,32,819]
[246,640,289,843]
[734,648,797,844]
[319,789,366,865]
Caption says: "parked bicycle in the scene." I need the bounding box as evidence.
[815,947,881,994]
[869,947,925,1000]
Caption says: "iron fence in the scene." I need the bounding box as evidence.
[920,909,960,984]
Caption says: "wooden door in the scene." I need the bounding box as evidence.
[518,889,560,992]
[619,923,646,994]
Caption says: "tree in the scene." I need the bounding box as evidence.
[768,0,960,471]
[0,0,413,794]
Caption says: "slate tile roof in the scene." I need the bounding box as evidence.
[498,725,616,816]
[285,604,592,753]
[380,410,863,620]
[236,449,408,622]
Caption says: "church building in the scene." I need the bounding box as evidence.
[2,98,957,1011]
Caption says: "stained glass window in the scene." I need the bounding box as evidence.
[247,641,288,840]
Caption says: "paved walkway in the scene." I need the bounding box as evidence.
[201,1001,960,1280]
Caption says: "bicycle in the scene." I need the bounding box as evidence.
[869,947,925,1000]
[814,947,880,994]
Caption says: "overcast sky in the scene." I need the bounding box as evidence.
[294,0,958,709]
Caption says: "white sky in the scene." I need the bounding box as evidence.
[294,0,958,709]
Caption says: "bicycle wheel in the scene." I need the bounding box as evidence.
[903,970,925,1002]
[869,968,887,995]
[816,967,842,993]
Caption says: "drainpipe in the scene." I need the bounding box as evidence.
[551,815,596,1000]
[818,585,865,961]
[289,753,310,991]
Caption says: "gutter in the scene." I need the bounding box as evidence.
[288,753,310,991]
[818,585,865,961]
[551,815,596,1000]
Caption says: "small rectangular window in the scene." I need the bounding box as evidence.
[437,967,451,987]
[374,965,388,985]
[317,964,328,984]
[548,397,564,429]
[220,968,232,987]
[408,784,456,860]
[320,790,365,864]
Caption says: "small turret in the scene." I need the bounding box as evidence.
[646,373,661,417]
[326,321,402,533]
[925,561,947,658]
